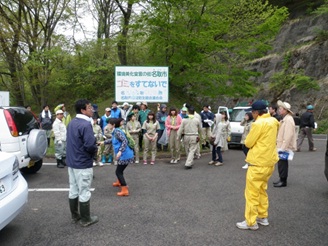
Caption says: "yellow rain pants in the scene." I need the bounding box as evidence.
[245,165,275,226]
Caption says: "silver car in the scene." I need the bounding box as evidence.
[0,152,28,230]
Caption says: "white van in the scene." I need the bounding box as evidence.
[218,106,251,148]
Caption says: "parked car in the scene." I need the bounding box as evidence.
[325,134,328,181]
[0,107,47,174]
[0,152,28,230]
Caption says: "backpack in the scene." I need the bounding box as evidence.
[116,128,135,149]
[125,130,135,149]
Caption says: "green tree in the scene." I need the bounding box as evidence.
[136,0,288,99]
[0,0,76,107]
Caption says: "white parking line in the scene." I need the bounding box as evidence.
[28,188,95,192]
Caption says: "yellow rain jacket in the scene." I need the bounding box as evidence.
[245,113,279,166]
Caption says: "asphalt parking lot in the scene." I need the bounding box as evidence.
[1,137,327,246]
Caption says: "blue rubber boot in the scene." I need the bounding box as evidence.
[101,155,106,163]
[108,155,113,163]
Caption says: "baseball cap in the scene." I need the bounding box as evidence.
[105,107,111,111]
[251,100,267,111]
[56,110,64,115]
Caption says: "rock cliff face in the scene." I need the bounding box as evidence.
[248,14,328,121]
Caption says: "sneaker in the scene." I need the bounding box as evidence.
[242,163,248,169]
[215,162,223,166]
[98,162,104,167]
[236,220,259,230]
[170,159,174,163]
[150,161,155,165]
[309,148,317,151]
[135,160,139,164]
[173,159,178,163]
[143,161,147,165]
[256,218,269,226]
[208,160,216,165]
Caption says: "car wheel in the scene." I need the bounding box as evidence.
[20,159,43,174]
[27,129,48,160]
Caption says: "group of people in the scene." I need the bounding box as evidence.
[91,101,232,169]
[236,100,317,231]
[34,98,317,229]
[36,104,71,168]
[63,99,220,227]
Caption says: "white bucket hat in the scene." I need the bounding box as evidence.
[277,100,293,115]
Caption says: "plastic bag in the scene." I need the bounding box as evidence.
[158,128,168,145]
[278,149,294,161]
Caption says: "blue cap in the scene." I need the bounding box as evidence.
[306,105,314,110]
[251,100,267,111]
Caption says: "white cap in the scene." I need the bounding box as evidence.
[123,102,129,106]
[56,110,64,115]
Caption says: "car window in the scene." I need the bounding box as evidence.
[7,108,39,135]
[230,109,249,122]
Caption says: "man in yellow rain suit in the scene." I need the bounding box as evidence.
[236,100,279,230]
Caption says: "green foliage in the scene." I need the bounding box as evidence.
[315,119,328,134]
[314,28,328,42]
[136,0,288,99]
[0,0,290,107]
[312,0,328,15]
[269,71,319,100]
[47,39,119,107]
[282,52,292,70]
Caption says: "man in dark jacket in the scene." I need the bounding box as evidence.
[66,99,98,227]
[200,105,214,149]
[297,105,316,151]
[39,105,53,147]
[269,103,282,121]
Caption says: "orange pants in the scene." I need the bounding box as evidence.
[244,165,274,226]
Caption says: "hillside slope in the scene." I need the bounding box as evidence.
[249,13,328,129]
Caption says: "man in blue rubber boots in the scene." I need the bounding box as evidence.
[236,100,279,230]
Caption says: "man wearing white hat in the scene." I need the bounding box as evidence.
[53,110,67,168]
[100,108,111,132]
[274,100,297,187]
